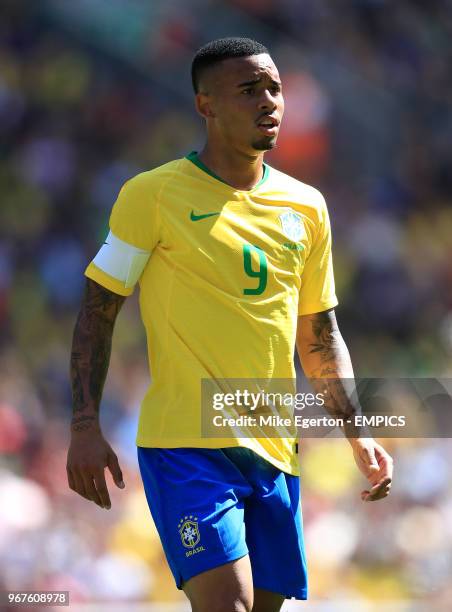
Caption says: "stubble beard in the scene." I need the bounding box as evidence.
[251,136,277,151]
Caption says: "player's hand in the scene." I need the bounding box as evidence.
[350,438,393,502]
[66,429,125,509]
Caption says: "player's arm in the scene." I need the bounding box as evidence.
[296,309,393,502]
[66,278,126,509]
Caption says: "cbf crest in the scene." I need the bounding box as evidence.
[279,211,304,242]
[178,516,200,549]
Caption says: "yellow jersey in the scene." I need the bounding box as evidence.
[85,152,338,475]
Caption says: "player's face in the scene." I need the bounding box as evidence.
[198,54,284,154]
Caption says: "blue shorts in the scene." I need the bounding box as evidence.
[137,446,308,600]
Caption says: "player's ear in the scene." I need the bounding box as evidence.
[195,92,215,119]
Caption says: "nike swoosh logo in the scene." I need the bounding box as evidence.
[190,210,220,222]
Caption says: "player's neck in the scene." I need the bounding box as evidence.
[197,144,265,191]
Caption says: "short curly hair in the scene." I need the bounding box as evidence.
[191,37,269,93]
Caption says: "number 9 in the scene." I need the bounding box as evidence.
[243,245,268,295]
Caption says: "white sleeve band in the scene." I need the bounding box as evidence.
[92,231,151,288]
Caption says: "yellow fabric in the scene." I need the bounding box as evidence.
[85,155,338,475]
[85,262,134,297]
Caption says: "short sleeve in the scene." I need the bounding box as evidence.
[109,173,160,251]
[85,173,160,296]
[298,195,338,315]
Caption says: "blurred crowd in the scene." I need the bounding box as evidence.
[1,0,452,608]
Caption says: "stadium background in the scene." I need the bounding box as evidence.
[1,0,452,610]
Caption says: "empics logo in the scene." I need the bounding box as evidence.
[178,516,205,558]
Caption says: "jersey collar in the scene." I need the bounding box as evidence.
[185,151,269,191]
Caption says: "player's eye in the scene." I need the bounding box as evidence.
[242,88,254,95]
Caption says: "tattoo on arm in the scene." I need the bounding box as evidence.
[298,310,363,434]
[71,415,97,433]
[319,366,337,376]
[70,280,125,432]
[309,311,337,370]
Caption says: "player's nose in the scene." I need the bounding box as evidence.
[257,89,278,112]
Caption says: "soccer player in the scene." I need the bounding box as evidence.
[67,38,393,612]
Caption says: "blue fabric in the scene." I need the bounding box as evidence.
[137,446,308,599]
